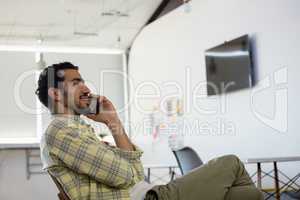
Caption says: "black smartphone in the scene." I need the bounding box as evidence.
[76,95,100,115]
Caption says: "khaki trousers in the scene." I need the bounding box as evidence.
[145,155,264,200]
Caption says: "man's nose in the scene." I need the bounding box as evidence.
[80,83,91,93]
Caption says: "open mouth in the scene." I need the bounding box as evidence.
[79,94,91,103]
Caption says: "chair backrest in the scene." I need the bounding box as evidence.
[49,173,71,200]
[172,146,203,175]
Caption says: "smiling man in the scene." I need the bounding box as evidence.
[36,62,263,200]
[36,62,144,200]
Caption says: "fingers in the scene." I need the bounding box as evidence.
[85,114,96,119]
[98,96,105,104]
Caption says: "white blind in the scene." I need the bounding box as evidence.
[0,51,37,138]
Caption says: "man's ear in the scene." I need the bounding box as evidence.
[48,88,62,102]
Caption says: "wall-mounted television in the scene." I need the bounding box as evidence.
[205,35,254,96]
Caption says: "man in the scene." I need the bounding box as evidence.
[36,62,263,200]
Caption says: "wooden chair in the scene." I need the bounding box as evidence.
[49,173,71,200]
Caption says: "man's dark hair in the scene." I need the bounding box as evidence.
[35,62,78,108]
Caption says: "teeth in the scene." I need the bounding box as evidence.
[80,93,91,100]
[80,96,89,99]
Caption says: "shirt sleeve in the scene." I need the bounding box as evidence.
[46,124,144,189]
[107,145,145,184]
[107,144,143,162]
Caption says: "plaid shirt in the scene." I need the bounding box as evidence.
[40,114,145,200]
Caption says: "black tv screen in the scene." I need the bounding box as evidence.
[205,35,253,96]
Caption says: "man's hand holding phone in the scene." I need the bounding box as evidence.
[85,95,120,126]
[85,95,134,151]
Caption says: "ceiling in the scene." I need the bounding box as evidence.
[0,0,162,49]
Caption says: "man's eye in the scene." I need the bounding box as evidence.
[73,80,84,86]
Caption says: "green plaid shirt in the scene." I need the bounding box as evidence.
[40,114,145,200]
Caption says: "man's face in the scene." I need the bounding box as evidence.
[59,69,91,114]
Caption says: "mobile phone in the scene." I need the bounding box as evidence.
[76,95,100,115]
[88,96,100,115]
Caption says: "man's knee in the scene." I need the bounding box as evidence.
[215,154,242,170]
[206,154,243,174]
[220,154,240,164]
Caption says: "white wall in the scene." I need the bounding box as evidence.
[128,0,300,180]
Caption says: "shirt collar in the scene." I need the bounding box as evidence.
[52,114,82,123]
